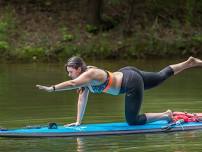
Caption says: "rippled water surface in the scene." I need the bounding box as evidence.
[0,59,202,152]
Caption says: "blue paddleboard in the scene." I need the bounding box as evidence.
[1,121,202,138]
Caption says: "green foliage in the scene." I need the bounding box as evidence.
[0,1,202,62]
[58,44,79,60]
[0,41,9,56]
[192,34,202,43]
[85,24,98,34]
[0,7,15,37]
[185,0,195,25]
[18,46,45,61]
[0,41,9,50]
[101,15,119,30]
[0,22,9,36]
[0,6,15,59]
[60,27,74,42]
[63,34,74,41]
[78,33,114,58]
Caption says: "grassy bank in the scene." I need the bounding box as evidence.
[0,3,202,62]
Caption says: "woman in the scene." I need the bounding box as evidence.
[36,56,202,126]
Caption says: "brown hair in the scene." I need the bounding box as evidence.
[65,56,87,73]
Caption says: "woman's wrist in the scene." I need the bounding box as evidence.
[76,121,81,125]
[52,86,56,91]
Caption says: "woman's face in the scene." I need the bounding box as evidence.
[66,66,81,79]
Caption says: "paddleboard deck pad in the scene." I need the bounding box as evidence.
[1,121,202,138]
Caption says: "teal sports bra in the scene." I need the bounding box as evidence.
[89,71,111,93]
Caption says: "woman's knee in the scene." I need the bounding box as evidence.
[158,66,174,80]
[126,114,147,125]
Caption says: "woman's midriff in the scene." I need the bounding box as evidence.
[105,72,123,95]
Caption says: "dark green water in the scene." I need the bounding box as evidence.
[0,59,202,152]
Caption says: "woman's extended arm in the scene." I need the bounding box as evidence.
[65,88,89,127]
[36,69,95,92]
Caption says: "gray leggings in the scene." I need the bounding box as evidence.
[118,66,174,125]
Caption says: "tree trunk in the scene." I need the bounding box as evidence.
[86,0,103,26]
[124,0,135,36]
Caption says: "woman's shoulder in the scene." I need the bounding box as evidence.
[87,65,98,69]
[83,66,98,76]
[87,66,107,73]
[85,66,107,78]
[86,66,100,73]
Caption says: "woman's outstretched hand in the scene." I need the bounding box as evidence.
[64,122,81,127]
[36,85,54,92]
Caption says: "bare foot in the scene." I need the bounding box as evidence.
[164,109,173,122]
[186,56,202,67]
[170,56,202,75]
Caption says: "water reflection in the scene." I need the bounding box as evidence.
[73,130,202,152]
[76,137,84,152]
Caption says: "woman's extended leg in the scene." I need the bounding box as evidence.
[170,56,202,75]
[138,56,202,90]
[122,57,202,125]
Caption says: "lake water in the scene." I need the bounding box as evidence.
[0,58,202,152]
